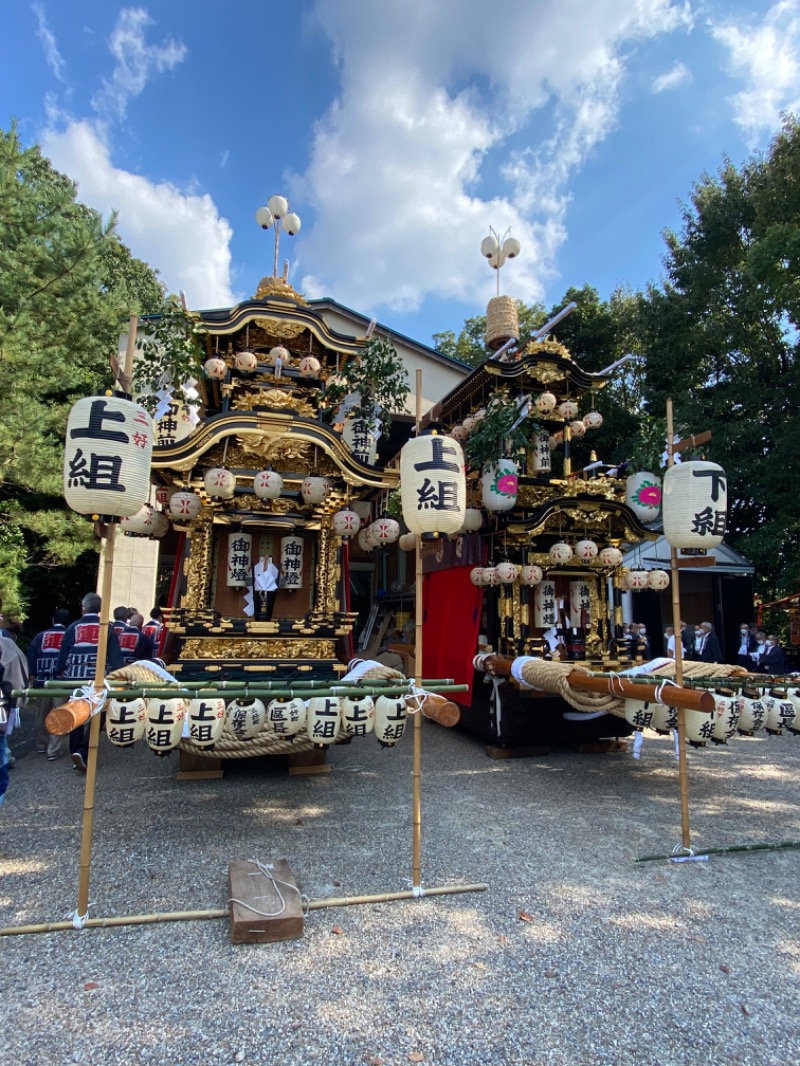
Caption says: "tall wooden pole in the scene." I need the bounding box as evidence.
[667,398,692,849]
[412,369,423,888]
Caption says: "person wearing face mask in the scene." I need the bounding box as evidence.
[759,634,786,675]
[751,630,768,669]
[696,621,723,663]
[664,625,675,657]
[634,624,651,658]
[736,623,758,667]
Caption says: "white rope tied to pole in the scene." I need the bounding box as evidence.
[402,878,426,898]
[404,679,427,715]
[67,902,95,930]
[72,686,108,716]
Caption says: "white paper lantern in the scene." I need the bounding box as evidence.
[648,569,670,590]
[624,699,654,731]
[736,696,766,734]
[450,425,468,442]
[121,504,156,535]
[266,697,307,736]
[307,696,341,744]
[518,564,543,586]
[535,392,557,415]
[357,527,375,553]
[225,698,268,741]
[763,693,798,732]
[168,490,202,520]
[204,467,236,499]
[461,415,477,434]
[343,416,380,466]
[341,695,375,737]
[372,517,400,545]
[364,523,382,547]
[470,567,488,587]
[599,546,623,567]
[400,430,466,537]
[482,566,500,586]
[573,539,598,561]
[481,459,518,512]
[106,698,147,747]
[549,542,574,564]
[299,355,321,377]
[150,512,170,538]
[684,708,715,746]
[624,570,650,590]
[253,470,283,500]
[712,695,740,742]
[204,357,227,380]
[145,697,186,754]
[461,508,483,533]
[626,471,662,523]
[227,532,252,586]
[269,345,290,376]
[332,508,361,537]
[549,432,563,448]
[649,702,678,733]
[399,532,416,551]
[663,461,728,549]
[569,420,586,438]
[557,400,579,420]
[534,580,557,627]
[374,696,407,746]
[234,350,258,373]
[64,396,154,518]
[569,579,591,628]
[531,431,552,473]
[301,476,331,505]
[583,411,603,430]
[187,698,226,748]
[155,485,175,509]
[495,561,519,584]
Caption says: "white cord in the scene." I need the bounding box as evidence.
[66,902,95,929]
[654,678,679,706]
[72,685,109,716]
[402,877,426,898]
[227,858,304,918]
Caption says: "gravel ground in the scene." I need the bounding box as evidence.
[3,717,800,1066]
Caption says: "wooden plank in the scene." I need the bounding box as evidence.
[177,749,223,780]
[486,744,550,759]
[571,739,629,754]
[287,748,331,776]
[228,858,304,944]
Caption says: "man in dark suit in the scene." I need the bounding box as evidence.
[759,635,786,675]
[735,623,758,667]
[696,621,723,663]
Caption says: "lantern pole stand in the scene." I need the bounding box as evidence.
[666,398,692,853]
[412,368,424,890]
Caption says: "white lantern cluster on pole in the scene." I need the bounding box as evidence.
[63,396,154,518]
[663,461,728,548]
[256,194,302,281]
[400,429,466,538]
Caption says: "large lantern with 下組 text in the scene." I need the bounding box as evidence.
[63,396,153,517]
[662,461,728,548]
[400,428,466,537]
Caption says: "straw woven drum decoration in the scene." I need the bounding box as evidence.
[480,226,521,349]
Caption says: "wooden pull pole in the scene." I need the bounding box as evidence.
[412,369,423,889]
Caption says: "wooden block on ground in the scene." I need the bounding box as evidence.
[287,748,331,775]
[572,739,629,754]
[177,749,223,780]
[486,744,550,760]
[228,858,304,944]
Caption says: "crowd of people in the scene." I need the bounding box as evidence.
[0,597,168,809]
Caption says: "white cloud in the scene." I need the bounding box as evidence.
[711,0,800,143]
[298,0,694,316]
[40,121,236,309]
[91,7,187,126]
[32,2,67,83]
[652,61,692,92]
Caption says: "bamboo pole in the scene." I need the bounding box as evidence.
[0,883,489,938]
[75,521,117,922]
[667,398,692,850]
[634,840,800,863]
[412,368,423,889]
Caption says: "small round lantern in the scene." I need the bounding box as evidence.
[204,356,227,380]
[155,485,175,509]
[598,546,623,567]
[374,696,408,746]
[569,420,586,438]
[266,697,307,737]
[626,471,662,523]
[399,532,416,551]
[187,698,226,748]
[253,470,284,500]
[557,400,579,420]
[121,504,156,535]
[482,567,500,586]
[583,411,604,430]
[301,476,330,505]
[234,350,258,373]
[150,512,170,538]
[331,508,360,538]
[461,415,477,434]
[306,696,342,745]
[357,527,375,553]
[470,567,488,587]
[549,542,574,564]
[168,491,202,520]
[299,355,321,378]
[535,392,557,415]
[204,467,236,500]
[549,433,563,448]
[495,561,519,584]
[225,698,268,741]
[518,564,543,586]
[461,508,483,533]
[624,570,650,590]
[364,523,382,547]
[450,425,468,442]
[372,517,400,545]
[269,345,290,366]
[573,539,598,561]
[648,569,670,591]
[663,461,727,548]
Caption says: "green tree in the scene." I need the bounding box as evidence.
[0,124,165,617]
[635,116,800,597]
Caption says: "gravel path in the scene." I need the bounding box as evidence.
[3,718,800,1065]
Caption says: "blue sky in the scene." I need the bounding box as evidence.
[3,0,800,348]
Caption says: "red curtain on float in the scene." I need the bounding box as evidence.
[422,567,482,705]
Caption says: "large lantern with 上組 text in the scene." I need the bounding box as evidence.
[64,396,153,517]
[145,697,186,754]
[168,490,202,520]
[253,470,283,500]
[187,698,226,748]
[626,471,662,523]
[341,695,375,737]
[663,461,728,549]
[331,508,361,538]
[266,697,307,737]
[106,697,147,747]
[374,695,407,746]
[225,698,268,741]
[204,467,236,499]
[400,428,466,537]
[307,696,342,745]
